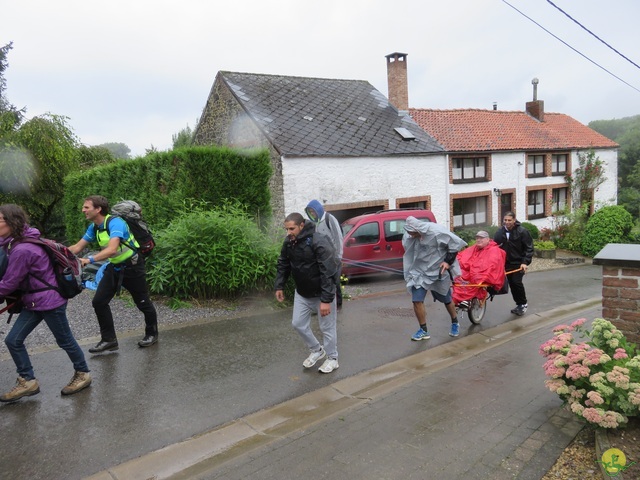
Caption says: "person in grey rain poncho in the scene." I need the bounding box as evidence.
[403,216,467,341]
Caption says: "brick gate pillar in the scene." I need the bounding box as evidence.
[593,244,640,344]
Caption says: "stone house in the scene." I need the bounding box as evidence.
[192,69,445,224]
[193,53,619,231]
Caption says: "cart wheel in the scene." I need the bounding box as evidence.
[468,298,486,324]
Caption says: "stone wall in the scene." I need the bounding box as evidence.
[193,76,285,222]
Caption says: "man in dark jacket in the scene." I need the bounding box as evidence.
[274,212,339,373]
[493,211,534,316]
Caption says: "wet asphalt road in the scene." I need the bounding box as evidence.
[0,265,602,480]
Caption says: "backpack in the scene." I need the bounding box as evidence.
[16,237,84,299]
[108,200,155,257]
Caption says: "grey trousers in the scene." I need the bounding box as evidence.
[291,291,338,360]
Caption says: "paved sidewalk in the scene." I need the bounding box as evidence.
[89,300,600,480]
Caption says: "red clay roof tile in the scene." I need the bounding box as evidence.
[409,108,618,152]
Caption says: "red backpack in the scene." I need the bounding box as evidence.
[16,237,84,299]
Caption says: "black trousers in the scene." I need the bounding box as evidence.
[92,259,158,341]
[506,265,527,306]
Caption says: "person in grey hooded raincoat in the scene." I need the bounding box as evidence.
[305,200,343,307]
[402,216,467,340]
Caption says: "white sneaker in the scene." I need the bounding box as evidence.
[303,348,326,368]
[318,358,339,374]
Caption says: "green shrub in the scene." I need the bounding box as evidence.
[520,222,539,240]
[552,204,590,251]
[533,240,556,250]
[147,204,279,299]
[580,205,634,256]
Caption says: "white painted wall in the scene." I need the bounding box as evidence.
[281,153,450,223]
[281,147,618,231]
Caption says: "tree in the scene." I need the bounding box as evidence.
[589,116,640,220]
[0,114,79,238]
[172,124,193,149]
[76,144,116,169]
[564,150,607,210]
[97,142,131,159]
[0,42,25,139]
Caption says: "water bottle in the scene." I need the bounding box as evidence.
[63,267,73,282]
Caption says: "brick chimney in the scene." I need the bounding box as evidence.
[386,52,409,112]
[525,77,544,121]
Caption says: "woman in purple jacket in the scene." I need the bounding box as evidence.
[0,204,91,402]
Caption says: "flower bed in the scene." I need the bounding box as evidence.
[539,318,640,429]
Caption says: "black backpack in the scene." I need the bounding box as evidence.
[107,200,155,258]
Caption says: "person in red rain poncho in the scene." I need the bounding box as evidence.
[452,230,506,306]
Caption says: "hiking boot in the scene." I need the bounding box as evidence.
[303,348,326,368]
[411,328,431,341]
[61,371,92,396]
[0,377,40,402]
[138,335,158,348]
[318,358,339,374]
[89,340,119,354]
[449,322,460,337]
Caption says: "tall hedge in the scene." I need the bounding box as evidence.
[63,146,272,241]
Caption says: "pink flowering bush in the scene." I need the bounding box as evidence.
[539,318,640,428]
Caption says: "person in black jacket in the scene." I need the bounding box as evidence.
[493,212,534,316]
[274,212,339,373]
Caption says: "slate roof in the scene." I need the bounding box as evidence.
[409,108,619,153]
[219,72,443,157]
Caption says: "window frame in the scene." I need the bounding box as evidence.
[551,153,568,176]
[452,156,488,183]
[453,196,489,229]
[527,189,546,219]
[551,187,569,214]
[527,154,545,178]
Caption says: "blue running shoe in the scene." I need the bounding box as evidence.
[449,322,460,337]
[411,328,431,341]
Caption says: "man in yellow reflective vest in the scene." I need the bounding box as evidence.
[69,195,158,352]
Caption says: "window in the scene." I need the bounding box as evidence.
[384,217,432,242]
[552,187,568,213]
[384,220,407,242]
[552,154,568,175]
[527,155,544,176]
[349,222,380,245]
[452,157,487,182]
[398,200,427,209]
[528,190,545,219]
[453,196,488,228]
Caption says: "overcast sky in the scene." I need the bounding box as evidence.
[4,0,640,157]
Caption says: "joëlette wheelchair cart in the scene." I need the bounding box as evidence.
[452,267,522,324]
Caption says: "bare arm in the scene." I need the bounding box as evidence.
[68,239,89,255]
[78,237,122,267]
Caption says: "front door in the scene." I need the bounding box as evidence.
[500,193,512,221]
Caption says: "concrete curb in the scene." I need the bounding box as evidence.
[85,297,601,480]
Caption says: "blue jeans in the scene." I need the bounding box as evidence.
[5,304,89,380]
